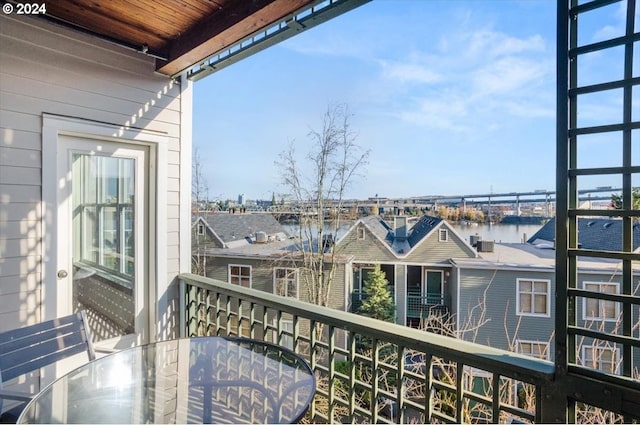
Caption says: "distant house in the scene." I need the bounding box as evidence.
[191,212,352,313]
[453,218,640,373]
[193,212,289,250]
[527,217,640,252]
[335,214,477,326]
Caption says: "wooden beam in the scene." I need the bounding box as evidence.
[156,0,316,76]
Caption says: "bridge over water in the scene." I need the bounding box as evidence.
[279,186,622,217]
[362,186,622,215]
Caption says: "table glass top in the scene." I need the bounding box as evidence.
[19,337,315,424]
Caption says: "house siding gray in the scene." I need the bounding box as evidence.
[337,224,396,263]
[405,229,476,264]
[203,256,347,311]
[0,15,183,333]
[457,266,640,364]
[457,268,556,357]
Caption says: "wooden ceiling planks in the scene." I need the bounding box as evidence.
[41,0,314,76]
[156,0,316,75]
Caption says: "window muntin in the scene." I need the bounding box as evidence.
[517,279,550,317]
[582,282,619,321]
[582,345,620,374]
[516,340,550,360]
[274,268,298,298]
[438,229,448,242]
[229,265,251,288]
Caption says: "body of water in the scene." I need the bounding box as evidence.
[449,223,544,244]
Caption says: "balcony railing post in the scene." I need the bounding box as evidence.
[539,380,567,423]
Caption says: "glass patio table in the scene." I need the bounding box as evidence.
[18,337,315,424]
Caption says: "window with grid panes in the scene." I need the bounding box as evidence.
[583,282,619,321]
[582,345,619,375]
[517,278,549,316]
[229,265,251,288]
[274,268,297,298]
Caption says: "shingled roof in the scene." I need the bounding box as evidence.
[357,215,446,255]
[407,216,443,248]
[527,217,640,252]
[197,213,288,245]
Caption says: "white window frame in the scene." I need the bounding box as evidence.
[516,278,551,317]
[197,223,205,235]
[581,344,620,374]
[516,340,550,361]
[274,267,298,298]
[438,228,448,242]
[228,264,252,288]
[357,226,366,240]
[582,281,620,322]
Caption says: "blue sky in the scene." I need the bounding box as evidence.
[193,0,636,201]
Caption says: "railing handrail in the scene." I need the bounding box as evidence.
[180,273,554,383]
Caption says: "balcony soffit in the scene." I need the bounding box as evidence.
[32,0,316,77]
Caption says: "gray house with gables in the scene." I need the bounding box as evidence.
[192,212,352,314]
[335,214,477,327]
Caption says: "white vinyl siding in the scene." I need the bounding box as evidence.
[516,278,550,317]
[0,15,182,333]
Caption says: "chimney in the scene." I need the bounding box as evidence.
[395,216,408,239]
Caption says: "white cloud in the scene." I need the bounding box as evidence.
[471,57,547,97]
[392,95,473,133]
[380,61,443,84]
[369,26,553,131]
[466,30,546,59]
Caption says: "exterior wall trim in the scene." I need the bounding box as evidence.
[179,75,193,274]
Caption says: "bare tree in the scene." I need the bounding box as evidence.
[276,104,369,308]
[192,147,209,274]
[192,147,209,213]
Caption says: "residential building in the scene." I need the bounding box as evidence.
[193,212,640,377]
[191,212,353,343]
[335,214,477,326]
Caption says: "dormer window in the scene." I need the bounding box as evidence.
[438,229,448,242]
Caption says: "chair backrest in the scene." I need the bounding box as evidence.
[0,311,95,383]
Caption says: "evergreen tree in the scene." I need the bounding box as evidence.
[359,265,395,323]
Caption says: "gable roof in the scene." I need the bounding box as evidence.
[527,217,640,252]
[197,213,288,246]
[407,215,444,248]
[348,214,472,257]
